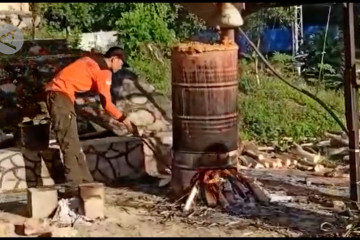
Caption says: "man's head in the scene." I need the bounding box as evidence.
[104,46,129,73]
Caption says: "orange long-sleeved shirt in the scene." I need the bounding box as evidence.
[45,55,122,119]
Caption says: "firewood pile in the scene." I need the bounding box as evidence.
[237,131,351,178]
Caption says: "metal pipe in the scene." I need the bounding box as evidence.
[220,28,235,43]
[343,2,360,203]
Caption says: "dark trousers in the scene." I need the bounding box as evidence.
[46,91,94,184]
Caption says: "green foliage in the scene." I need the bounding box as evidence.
[300,28,344,89]
[271,52,294,64]
[38,3,94,34]
[115,3,177,59]
[238,62,345,144]
[270,52,294,71]
[243,6,295,39]
[167,4,206,41]
[128,43,171,93]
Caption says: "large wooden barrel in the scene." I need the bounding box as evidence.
[171,43,239,195]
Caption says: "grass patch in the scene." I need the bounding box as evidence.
[238,64,345,144]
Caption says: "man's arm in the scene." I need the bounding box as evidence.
[94,71,123,120]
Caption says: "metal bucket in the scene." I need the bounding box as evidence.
[17,119,51,151]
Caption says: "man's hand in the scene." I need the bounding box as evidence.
[122,117,135,133]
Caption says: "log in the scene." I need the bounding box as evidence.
[268,158,283,169]
[297,158,316,167]
[246,179,270,203]
[292,143,322,163]
[241,155,262,168]
[77,106,129,136]
[326,130,346,136]
[204,187,217,207]
[324,171,348,178]
[303,146,318,154]
[217,191,230,209]
[254,163,265,169]
[327,147,349,157]
[325,132,345,140]
[269,195,293,203]
[244,149,274,168]
[296,163,314,171]
[257,158,272,168]
[316,140,331,148]
[184,181,199,212]
[238,142,245,155]
[243,149,264,161]
[280,158,292,168]
[314,164,325,173]
[238,156,249,166]
[325,132,349,147]
[329,138,349,148]
[258,146,275,152]
[300,143,314,147]
[242,141,259,154]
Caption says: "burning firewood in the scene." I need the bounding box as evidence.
[183,168,267,210]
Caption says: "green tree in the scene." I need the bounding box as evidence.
[115,3,177,58]
[38,3,94,37]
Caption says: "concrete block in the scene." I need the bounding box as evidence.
[27,187,58,218]
[79,183,105,220]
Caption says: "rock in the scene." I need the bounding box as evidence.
[156,133,172,145]
[127,109,155,127]
[15,218,50,236]
[146,120,169,132]
[129,95,148,105]
[332,200,346,212]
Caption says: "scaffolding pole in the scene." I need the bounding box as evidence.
[292,5,304,57]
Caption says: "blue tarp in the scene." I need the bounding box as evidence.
[236,25,340,54]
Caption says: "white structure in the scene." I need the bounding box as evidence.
[79,31,118,53]
[292,5,304,57]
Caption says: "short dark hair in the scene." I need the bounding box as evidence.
[104,46,129,67]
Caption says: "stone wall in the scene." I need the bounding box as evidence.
[0,137,148,192]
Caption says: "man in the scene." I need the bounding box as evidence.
[45,46,134,187]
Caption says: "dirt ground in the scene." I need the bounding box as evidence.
[0,168,353,237]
